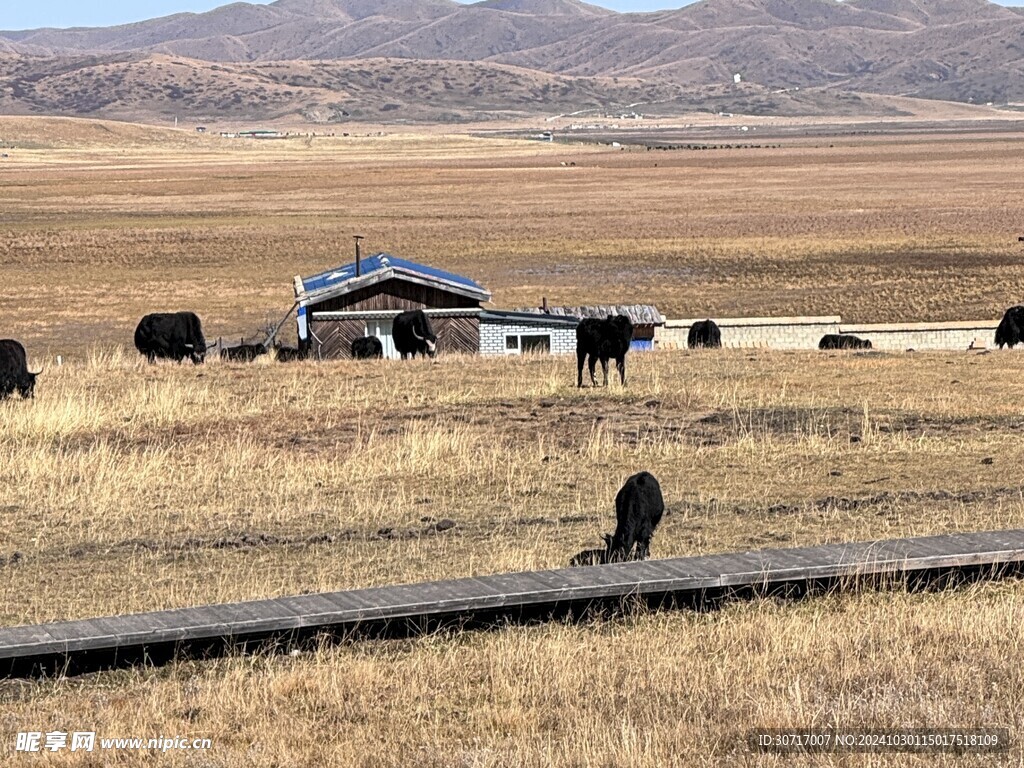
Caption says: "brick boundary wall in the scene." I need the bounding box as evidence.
[657,316,842,350]
[656,317,1001,351]
[840,321,998,351]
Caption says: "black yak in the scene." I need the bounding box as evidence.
[220,343,268,362]
[569,471,665,566]
[687,319,721,348]
[819,334,872,350]
[609,471,665,561]
[0,339,41,400]
[351,336,384,359]
[274,344,309,362]
[995,306,1024,349]
[569,535,613,567]
[576,314,633,387]
[393,310,436,359]
[134,312,207,364]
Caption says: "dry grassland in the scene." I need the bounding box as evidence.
[1,120,1024,765]
[1,349,1024,766]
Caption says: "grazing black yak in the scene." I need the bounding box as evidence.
[609,471,665,561]
[220,343,268,362]
[576,314,633,387]
[134,312,207,364]
[274,344,309,362]
[569,535,613,567]
[393,310,436,359]
[687,319,722,348]
[995,306,1024,349]
[568,471,665,566]
[819,334,872,350]
[351,336,384,359]
[0,339,41,400]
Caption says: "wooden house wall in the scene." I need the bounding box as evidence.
[310,315,480,359]
[311,278,480,314]
[309,318,366,359]
[433,316,479,355]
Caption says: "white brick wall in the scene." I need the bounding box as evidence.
[841,322,997,351]
[657,316,1000,351]
[480,321,576,356]
[658,316,841,349]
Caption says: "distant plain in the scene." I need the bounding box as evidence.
[2,116,1024,359]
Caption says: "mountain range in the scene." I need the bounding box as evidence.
[2,0,1023,123]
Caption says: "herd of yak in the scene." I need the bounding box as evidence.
[135,309,437,365]
[6,303,1024,403]
[5,304,1024,566]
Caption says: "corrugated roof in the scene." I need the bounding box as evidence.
[300,253,491,302]
[481,310,580,327]
[513,305,665,325]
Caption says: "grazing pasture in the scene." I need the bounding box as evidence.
[2,120,1024,764]
[2,350,1024,764]
[2,123,1024,358]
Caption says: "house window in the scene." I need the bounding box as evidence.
[521,334,551,354]
[505,333,551,355]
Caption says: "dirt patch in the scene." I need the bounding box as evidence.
[881,412,1024,438]
[511,514,601,527]
[280,395,706,452]
[674,486,1024,519]
[685,407,1024,445]
[272,398,1024,456]
[58,519,461,561]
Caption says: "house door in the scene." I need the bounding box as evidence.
[365,319,397,359]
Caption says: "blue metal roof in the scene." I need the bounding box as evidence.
[301,253,489,297]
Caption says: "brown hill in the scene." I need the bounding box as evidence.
[0,52,935,124]
[3,0,1024,115]
[476,0,614,16]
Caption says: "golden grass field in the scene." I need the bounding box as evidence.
[1,117,1024,765]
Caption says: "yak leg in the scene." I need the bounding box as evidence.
[616,354,626,386]
[588,356,599,387]
[576,350,587,387]
[634,530,652,560]
[600,357,609,387]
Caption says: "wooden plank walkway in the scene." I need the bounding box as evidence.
[2,528,1024,678]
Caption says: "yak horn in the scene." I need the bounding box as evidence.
[31,366,44,375]
[412,329,424,340]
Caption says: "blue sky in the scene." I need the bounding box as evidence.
[4,0,1022,30]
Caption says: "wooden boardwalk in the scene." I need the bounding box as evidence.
[2,528,1024,678]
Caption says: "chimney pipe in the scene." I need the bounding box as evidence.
[542,296,548,312]
[353,235,364,277]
